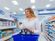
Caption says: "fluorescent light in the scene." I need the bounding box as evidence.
[19,8,23,11]
[31,5,36,9]
[12,1,18,5]
[4,7,10,10]
[45,4,51,8]
[13,12,17,14]
[30,0,35,3]
[49,0,54,1]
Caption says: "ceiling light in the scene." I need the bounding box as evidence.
[12,1,18,5]
[19,8,23,11]
[30,0,35,3]
[4,7,10,10]
[49,0,54,1]
[13,12,17,14]
[31,5,36,9]
[45,4,51,8]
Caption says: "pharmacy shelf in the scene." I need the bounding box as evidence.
[46,34,52,41]
[49,33,55,38]
[0,35,12,41]
[0,26,16,30]
[0,15,14,21]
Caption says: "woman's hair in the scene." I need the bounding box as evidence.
[25,7,36,17]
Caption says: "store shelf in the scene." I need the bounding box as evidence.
[46,34,52,41]
[0,35,12,41]
[49,34,55,38]
[0,15,14,21]
[0,26,16,30]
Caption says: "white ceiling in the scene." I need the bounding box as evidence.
[0,0,55,14]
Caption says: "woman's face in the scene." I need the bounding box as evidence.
[25,10,32,18]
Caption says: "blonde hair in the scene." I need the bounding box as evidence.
[25,8,36,17]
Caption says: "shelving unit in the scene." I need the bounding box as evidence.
[44,20,55,41]
[0,15,17,41]
[0,35,12,41]
[0,26,16,30]
[46,34,53,41]
[0,15,14,21]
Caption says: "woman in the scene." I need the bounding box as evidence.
[19,7,41,35]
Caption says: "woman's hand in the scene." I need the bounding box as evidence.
[24,28,34,34]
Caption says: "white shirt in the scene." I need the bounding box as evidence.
[19,17,41,34]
